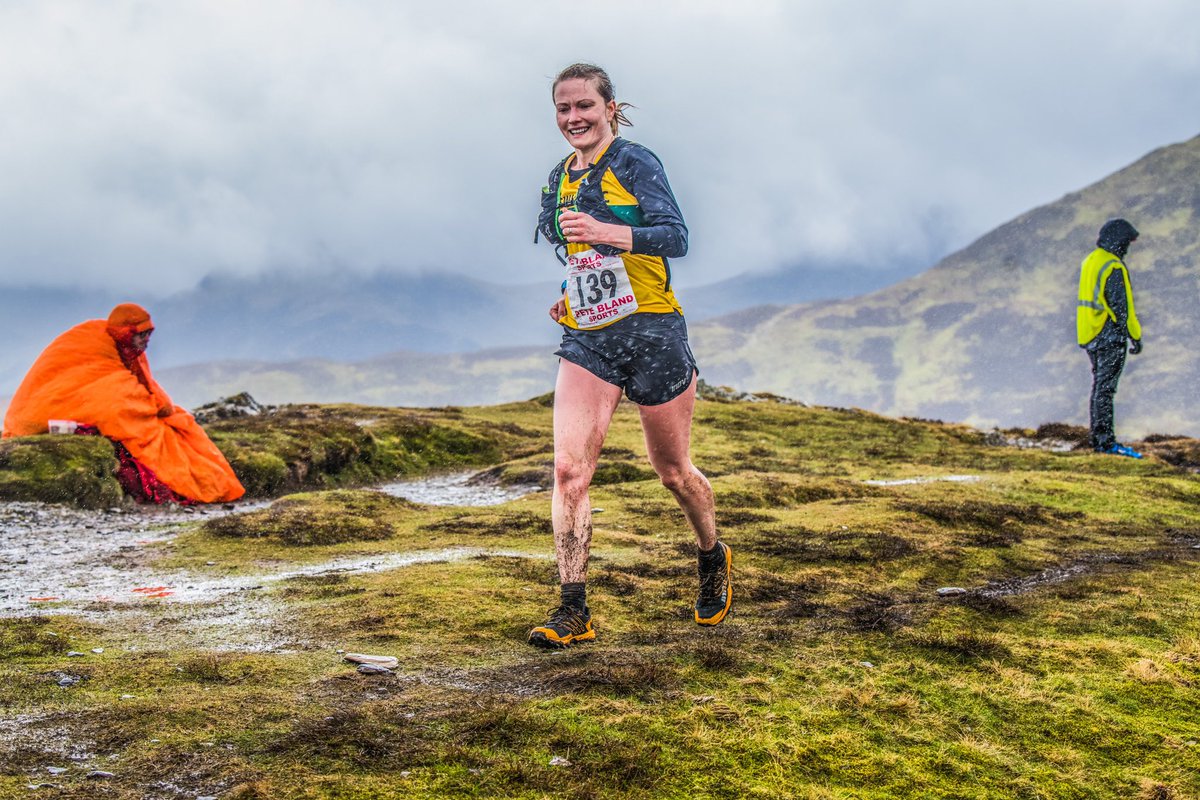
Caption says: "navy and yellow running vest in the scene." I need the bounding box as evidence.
[538,138,687,330]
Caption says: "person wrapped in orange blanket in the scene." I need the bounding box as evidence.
[2,303,245,504]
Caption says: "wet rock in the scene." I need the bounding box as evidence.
[192,392,270,424]
[344,652,399,669]
[937,587,968,597]
[357,663,394,675]
[697,379,807,405]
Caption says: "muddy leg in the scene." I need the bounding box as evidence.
[551,360,622,583]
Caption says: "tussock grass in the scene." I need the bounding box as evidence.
[204,490,402,545]
[4,397,1200,798]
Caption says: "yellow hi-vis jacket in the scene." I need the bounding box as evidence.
[1077,247,1141,346]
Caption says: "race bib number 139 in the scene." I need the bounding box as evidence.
[566,249,638,329]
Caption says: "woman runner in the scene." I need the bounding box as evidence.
[528,63,731,648]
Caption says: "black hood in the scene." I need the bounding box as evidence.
[1097,218,1139,258]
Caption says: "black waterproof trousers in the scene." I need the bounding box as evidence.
[1087,340,1127,451]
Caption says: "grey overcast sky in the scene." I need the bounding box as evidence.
[1,0,1198,295]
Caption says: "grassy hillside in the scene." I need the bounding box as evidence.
[2,397,1199,798]
[694,134,1200,437]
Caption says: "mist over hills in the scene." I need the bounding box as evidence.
[5,136,1194,437]
[0,257,922,407]
[695,133,1200,436]
[134,133,1200,439]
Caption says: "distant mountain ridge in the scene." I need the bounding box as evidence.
[0,260,920,399]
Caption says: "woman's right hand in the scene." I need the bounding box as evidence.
[549,297,567,322]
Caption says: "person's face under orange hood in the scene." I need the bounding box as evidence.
[105,303,155,360]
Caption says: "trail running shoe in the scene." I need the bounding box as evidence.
[528,605,595,649]
[695,541,733,626]
[1100,443,1144,459]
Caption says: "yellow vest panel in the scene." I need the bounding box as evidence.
[1076,247,1141,345]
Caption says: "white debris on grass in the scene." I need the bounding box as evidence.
[864,475,983,487]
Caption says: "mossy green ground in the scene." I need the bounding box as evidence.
[2,397,1199,799]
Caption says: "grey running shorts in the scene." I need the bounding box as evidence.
[556,312,698,406]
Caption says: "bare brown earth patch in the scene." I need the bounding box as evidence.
[740,527,917,562]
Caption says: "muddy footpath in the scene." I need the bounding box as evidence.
[0,472,542,652]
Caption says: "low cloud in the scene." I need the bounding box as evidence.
[1,0,1197,294]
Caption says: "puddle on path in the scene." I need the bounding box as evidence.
[377,471,542,506]
[865,475,982,487]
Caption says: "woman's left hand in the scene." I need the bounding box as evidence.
[559,209,634,250]
[558,209,601,243]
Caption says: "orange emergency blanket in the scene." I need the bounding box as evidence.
[2,318,245,504]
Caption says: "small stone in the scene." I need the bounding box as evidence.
[205,561,217,566]
[936,587,968,597]
[859,661,875,668]
[86,771,115,779]
[549,755,572,767]
[57,675,79,687]
[91,648,104,654]
[44,632,58,638]
[399,772,411,778]
[120,694,136,700]
[25,784,57,791]
[592,508,605,513]
[357,663,393,675]
[344,652,399,669]
[67,651,86,657]
[46,767,68,775]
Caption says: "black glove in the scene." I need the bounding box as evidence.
[1129,338,1143,355]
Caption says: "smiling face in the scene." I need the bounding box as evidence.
[554,77,616,164]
